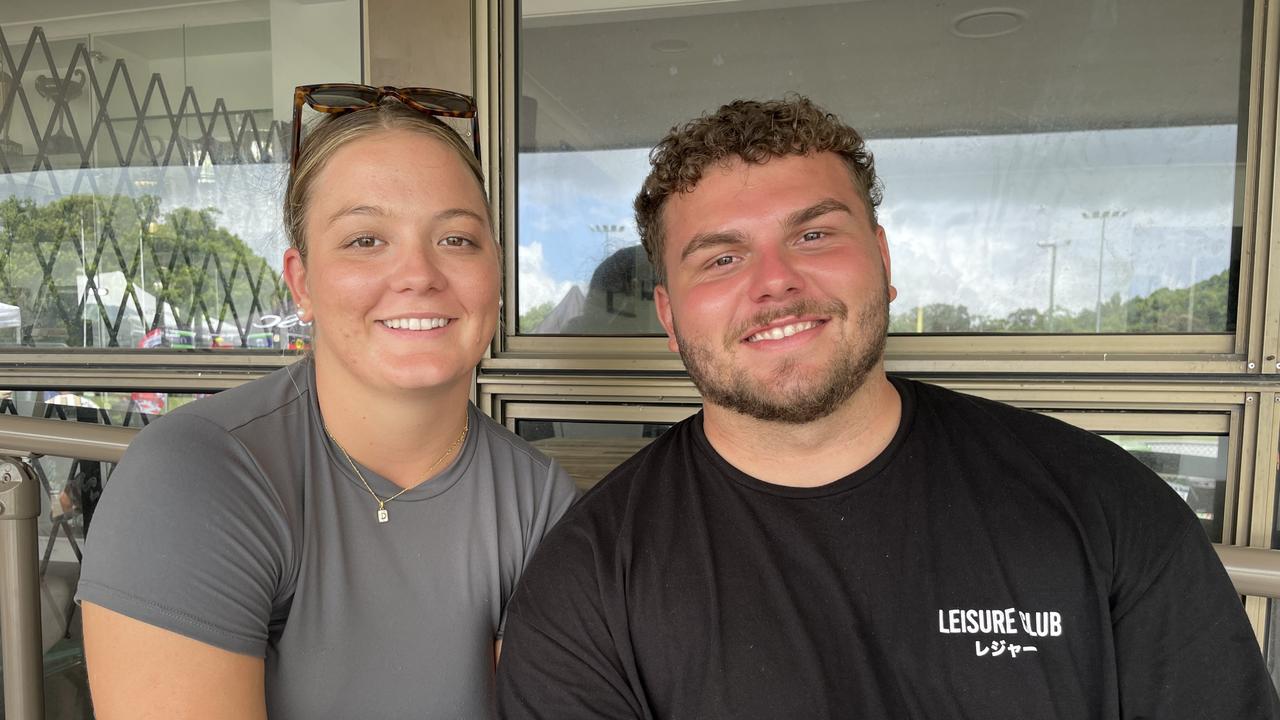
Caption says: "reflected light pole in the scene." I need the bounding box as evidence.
[589,224,627,256]
[1037,238,1070,331]
[1083,210,1127,332]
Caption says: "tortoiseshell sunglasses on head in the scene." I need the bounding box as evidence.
[290,84,481,171]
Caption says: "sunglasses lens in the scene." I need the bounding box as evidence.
[307,86,380,108]
[403,90,474,113]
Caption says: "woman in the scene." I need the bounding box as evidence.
[77,89,577,718]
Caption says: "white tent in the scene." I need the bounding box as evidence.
[534,285,586,334]
[77,272,178,347]
[0,302,21,329]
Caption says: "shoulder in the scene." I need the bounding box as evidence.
[167,360,311,437]
[467,408,578,515]
[905,378,1194,534]
[111,363,310,529]
[909,378,1152,476]
[149,361,312,489]
[469,408,557,475]
[528,416,698,554]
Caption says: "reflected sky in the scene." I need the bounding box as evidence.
[518,124,1237,319]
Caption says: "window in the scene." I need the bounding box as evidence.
[510,0,1251,350]
[0,1,362,351]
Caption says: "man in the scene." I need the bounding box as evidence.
[495,97,1280,718]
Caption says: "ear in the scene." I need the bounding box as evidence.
[876,224,896,302]
[654,284,680,354]
[282,248,311,319]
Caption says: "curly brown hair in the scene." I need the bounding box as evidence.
[633,96,881,283]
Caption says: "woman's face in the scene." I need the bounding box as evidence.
[283,128,498,398]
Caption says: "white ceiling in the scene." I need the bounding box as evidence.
[0,0,269,44]
[0,0,1249,151]
[520,0,1249,150]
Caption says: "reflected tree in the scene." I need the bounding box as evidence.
[0,194,285,347]
[890,270,1231,334]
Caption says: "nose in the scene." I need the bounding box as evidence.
[747,245,804,302]
[392,241,447,293]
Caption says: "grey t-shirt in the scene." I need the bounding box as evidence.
[77,358,577,718]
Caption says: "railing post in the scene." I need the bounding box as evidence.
[0,457,45,720]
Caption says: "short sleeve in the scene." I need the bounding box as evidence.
[1113,517,1280,718]
[76,413,292,657]
[497,457,578,638]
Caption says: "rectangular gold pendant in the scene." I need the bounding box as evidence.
[377,508,389,523]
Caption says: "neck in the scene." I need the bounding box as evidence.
[701,370,901,488]
[313,356,472,489]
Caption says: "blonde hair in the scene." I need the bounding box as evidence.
[283,99,488,257]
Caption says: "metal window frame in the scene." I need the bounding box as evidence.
[483,0,1270,374]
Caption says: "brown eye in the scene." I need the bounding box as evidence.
[348,235,382,249]
[440,235,476,248]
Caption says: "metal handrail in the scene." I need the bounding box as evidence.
[0,414,134,463]
[1216,546,1280,597]
[0,415,134,720]
[0,414,1274,718]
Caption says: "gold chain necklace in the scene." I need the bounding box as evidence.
[327,415,469,524]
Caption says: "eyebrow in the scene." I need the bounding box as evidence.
[435,208,489,225]
[327,204,388,225]
[677,198,856,263]
[680,229,748,263]
[326,205,488,226]
[784,199,854,229]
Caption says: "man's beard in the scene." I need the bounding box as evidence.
[675,290,889,425]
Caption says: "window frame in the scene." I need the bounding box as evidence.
[481,0,1273,375]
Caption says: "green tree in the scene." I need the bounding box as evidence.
[520,301,556,332]
[0,194,284,347]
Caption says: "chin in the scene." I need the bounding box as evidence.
[376,362,473,393]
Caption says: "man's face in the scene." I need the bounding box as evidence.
[654,152,894,424]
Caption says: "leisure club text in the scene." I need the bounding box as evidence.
[937,608,1063,637]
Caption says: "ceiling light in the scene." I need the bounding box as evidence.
[651,38,690,54]
[952,8,1028,39]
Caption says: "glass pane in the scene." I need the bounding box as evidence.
[0,388,212,427]
[0,1,361,350]
[517,0,1247,336]
[0,383,244,711]
[1101,434,1228,543]
[9,451,115,717]
[1268,601,1280,694]
[516,419,673,490]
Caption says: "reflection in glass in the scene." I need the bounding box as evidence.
[0,388,211,428]
[20,450,111,717]
[1268,602,1280,694]
[1102,434,1228,543]
[0,384,237,713]
[0,2,360,351]
[516,0,1247,336]
[517,419,672,490]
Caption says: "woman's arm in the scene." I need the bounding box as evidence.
[84,602,268,720]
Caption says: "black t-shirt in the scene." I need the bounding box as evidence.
[496,378,1280,719]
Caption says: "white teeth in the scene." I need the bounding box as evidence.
[383,317,451,330]
[747,320,820,343]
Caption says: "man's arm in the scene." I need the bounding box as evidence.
[84,602,267,720]
[1112,522,1280,719]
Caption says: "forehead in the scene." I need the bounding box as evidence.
[309,129,487,216]
[662,153,869,242]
